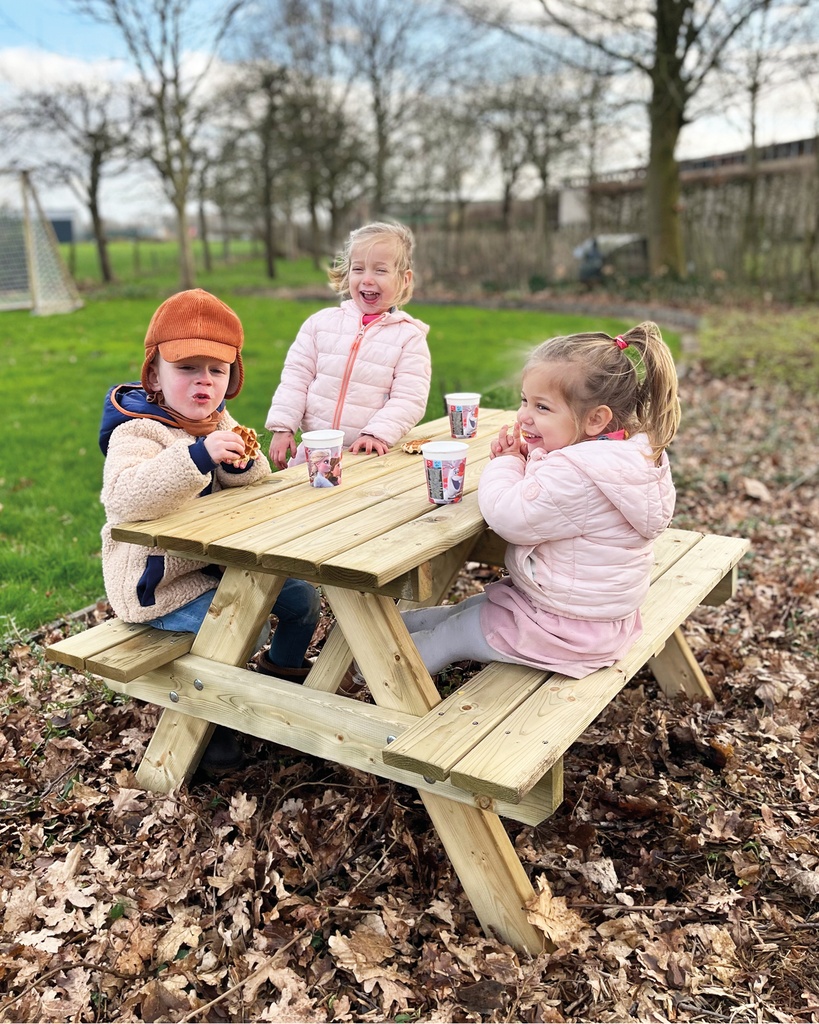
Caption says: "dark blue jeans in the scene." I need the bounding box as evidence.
[146,578,321,668]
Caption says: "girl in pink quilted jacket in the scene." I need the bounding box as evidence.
[265,222,431,468]
[403,321,681,679]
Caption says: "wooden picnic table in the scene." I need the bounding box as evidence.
[47,410,749,953]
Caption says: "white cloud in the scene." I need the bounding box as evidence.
[0,46,131,92]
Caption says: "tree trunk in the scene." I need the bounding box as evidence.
[198,197,212,273]
[88,153,114,283]
[743,81,761,283]
[90,202,114,283]
[646,84,685,278]
[220,207,230,261]
[175,201,196,290]
[645,0,689,279]
[309,193,322,270]
[263,201,277,280]
[802,133,819,299]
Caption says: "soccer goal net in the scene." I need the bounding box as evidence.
[0,170,83,316]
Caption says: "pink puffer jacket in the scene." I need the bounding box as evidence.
[265,300,431,448]
[478,433,676,620]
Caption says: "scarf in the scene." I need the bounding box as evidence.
[108,385,224,437]
[154,397,224,437]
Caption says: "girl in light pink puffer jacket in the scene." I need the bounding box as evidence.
[402,322,681,679]
[266,222,431,468]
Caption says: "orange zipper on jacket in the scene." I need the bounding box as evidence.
[332,313,387,430]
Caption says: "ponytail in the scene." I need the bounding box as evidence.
[523,320,680,462]
[618,321,681,460]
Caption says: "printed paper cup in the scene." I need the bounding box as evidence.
[302,429,345,487]
[445,392,481,439]
[421,441,468,505]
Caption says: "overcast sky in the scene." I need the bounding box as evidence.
[1,0,817,227]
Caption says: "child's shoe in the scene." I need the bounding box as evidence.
[256,654,364,695]
[199,725,244,773]
[255,656,313,682]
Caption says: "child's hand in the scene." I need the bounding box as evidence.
[350,434,389,456]
[205,429,249,466]
[269,431,295,469]
[490,423,527,461]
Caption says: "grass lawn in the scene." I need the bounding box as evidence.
[0,243,676,638]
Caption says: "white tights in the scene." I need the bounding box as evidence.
[401,592,515,675]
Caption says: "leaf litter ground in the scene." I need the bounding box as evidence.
[1,364,818,1023]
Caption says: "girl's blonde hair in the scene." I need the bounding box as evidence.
[328,221,415,307]
[524,321,680,461]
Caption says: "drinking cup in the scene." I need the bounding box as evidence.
[302,429,345,487]
[421,441,468,504]
[445,392,481,439]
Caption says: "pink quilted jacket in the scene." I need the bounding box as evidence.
[265,300,431,448]
[478,433,676,620]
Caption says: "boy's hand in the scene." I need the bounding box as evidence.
[490,423,527,461]
[350,434,389,456]
[269,431,295,469]
[205,429,249,466]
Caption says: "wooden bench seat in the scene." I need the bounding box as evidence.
[383,529,750,805]
[45,618,194,683]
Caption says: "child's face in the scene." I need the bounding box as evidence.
[517,363,583,453]
[146,354,232,419]
[348,240,410,315]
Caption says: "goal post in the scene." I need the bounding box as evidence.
[0,170,83,316]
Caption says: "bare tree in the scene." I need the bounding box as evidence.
[458,0,780,278]
[479,81,531,232]
[2,82,132,283]
[331,0,485,219]
[73,0,244,290]
[513,62,585,266]
[399,94,487,232]
[710,2,816,281]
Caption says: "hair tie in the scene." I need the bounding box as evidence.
[614,335,629,350]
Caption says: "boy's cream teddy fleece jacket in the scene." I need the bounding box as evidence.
[100,410,270,622]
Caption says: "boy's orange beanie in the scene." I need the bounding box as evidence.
[142,288,245,399]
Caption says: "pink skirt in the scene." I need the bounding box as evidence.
[480,578,642,679]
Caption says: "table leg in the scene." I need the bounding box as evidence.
[303,621,355,693]
[422,794,545,954]
[648,626,715,702]
[323,586,439,716]
[135,568,286,792]
[405,537,480,610]
[323,585,544,954]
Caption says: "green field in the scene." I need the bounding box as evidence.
[0,242,673,639]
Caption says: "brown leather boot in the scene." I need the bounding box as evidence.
[256,656,312,682]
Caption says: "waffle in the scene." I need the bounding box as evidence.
[401,437,431,454]
[231,424,261,462]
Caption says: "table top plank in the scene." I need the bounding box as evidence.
[318,491,489,589]
[208,455,460,569]
[110,412,508,572]
[260,448,494,577]
[111,476,290,548]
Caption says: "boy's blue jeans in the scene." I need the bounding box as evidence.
[145,578,321,668]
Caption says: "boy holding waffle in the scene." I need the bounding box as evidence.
[98,289,321,770]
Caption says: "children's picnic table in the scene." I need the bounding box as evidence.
[47,411,749,953]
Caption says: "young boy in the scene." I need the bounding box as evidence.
[99,288,321,770]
